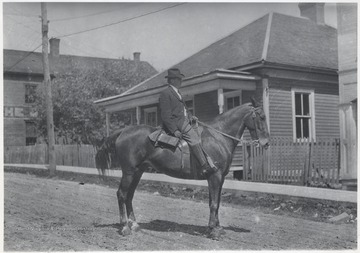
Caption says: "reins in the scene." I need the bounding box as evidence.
[197,120,244,143]
[197,108,259,146]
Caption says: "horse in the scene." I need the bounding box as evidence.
[95,97,270,240]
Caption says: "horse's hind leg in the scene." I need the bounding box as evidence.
[125,170,144,232]
[117,168,144,235]
[117,169,135,236]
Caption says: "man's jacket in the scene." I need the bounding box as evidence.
[159,86,189,134]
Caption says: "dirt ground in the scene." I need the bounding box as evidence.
[3,168,357,251]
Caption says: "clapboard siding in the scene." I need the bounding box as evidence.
[194,91,219,122]
[4,119,26,146]
[339,71,357,103]
[315,93,340,138]
[269,87,293,138]
[268,78,339,139]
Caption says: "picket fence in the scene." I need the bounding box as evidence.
[4,144,97,168]
[243,138,341,187]
[4,138,341,188]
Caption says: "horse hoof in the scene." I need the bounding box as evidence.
[121,226,132,236]
[131,222,141,232]
[208,228,222,241]
[218,226,226,235]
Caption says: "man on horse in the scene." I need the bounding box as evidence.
[159,68,217,176]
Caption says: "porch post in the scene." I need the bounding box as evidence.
[262,78,271,175]
[136,106,141,125]
[105,112,110,137]
[217,88,224,114]
[262,78,270,131]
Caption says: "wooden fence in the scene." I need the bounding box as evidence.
[4,144,97,168]
[5,138,341,188]
[243,138,341,187]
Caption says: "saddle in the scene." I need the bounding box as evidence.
[148,128,182,151]
[148,124,204,151]
[148,126,207,178]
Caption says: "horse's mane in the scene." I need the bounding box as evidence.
[208,102,252,127]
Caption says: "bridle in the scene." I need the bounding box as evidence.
[197,106,261,146]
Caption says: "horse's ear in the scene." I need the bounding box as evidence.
[250,96,260,108]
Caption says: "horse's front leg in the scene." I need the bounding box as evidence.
[207,171,225,240]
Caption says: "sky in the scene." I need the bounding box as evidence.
[3,2,338,71]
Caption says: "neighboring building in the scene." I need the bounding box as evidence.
[337,3,357,188]
[3,39,157,146]
[95,3,339,140]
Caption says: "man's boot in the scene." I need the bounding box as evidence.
[191,144,217,176]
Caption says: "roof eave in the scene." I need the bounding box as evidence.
[94,68,260,107]
[235,61,338,75]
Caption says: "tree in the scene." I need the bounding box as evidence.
[34,59,157,145]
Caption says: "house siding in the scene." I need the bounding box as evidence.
[337,3,357,181]
[4,80,27,105]
[4,119,26,146]
[4,78,41,146]
[269,78,339,139]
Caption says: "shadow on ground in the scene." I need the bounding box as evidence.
[95,219,250,237]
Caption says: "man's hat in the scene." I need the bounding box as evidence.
[165,68,184,79]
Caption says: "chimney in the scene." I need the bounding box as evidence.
[298,3,325,25]
[133,52,140,66]
[49,38,60,57]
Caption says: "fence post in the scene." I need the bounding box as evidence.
[243,142,248,181]
[336,138,341,185]
[303,139,309,186]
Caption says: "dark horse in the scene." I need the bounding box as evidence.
[96,98,270,240]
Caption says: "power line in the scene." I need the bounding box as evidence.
[4,6,40,18]
[6,15,40,34]
[51,25,115,57]
[50,8,125,22]
[5,3,186,72]
[55,3,186,39]
[5,43,42,72]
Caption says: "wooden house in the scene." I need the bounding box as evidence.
[336,3,357,188]
[3,39,157,146]
[94,4,340,177]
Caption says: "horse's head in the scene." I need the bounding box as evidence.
[245,97,270,149]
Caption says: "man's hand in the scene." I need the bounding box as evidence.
[174,130,182,139]
[191,115,198,122]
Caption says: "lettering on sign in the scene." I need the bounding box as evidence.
[4,106,37,118]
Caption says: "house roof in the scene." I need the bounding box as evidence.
[120,12,337,97]
[3,49,157,77]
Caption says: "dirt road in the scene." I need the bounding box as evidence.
[4,172,357,251]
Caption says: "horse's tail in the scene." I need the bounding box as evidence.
[95,128,124,176]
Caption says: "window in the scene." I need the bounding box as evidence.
[25,121,37,146]
[292,89,315,141]
[144,107,157,127]
[224,90,242,111]
[25,84,37,103]
[184,96,194,116]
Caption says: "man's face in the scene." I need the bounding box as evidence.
[170,77,182,88]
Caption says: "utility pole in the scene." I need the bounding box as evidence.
[41,3,56,176]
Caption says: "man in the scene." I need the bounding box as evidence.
[159,68,217,176]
